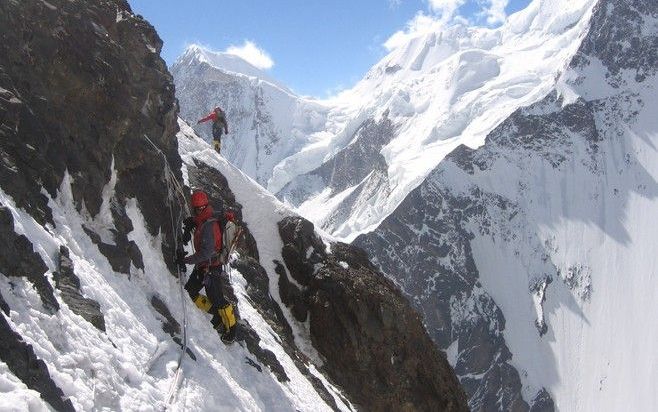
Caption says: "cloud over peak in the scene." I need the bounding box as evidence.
[225,40,274,70]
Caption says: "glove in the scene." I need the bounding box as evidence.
[183,216,195,228]
[175,249,188,272]
[182,217,195,244]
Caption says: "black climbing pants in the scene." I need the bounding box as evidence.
[212,123,224,144]
[184,266,230,329]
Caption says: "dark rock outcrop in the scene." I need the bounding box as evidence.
[0,0,182,272]
[150,295,197,361]
[54,246,106,331]
[279,216,468,411]
[0,290,8,315]
[0,206,58,312]
[530,388,555,412]
[150,295,181,337]
[0,221,73,410]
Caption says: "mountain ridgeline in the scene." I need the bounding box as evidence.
[0,0,467,411]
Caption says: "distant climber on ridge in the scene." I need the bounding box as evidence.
[197,106,229,154]
[176,190,241,344]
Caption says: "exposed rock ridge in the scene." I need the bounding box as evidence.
[187,161,342,408]
[278,216,469,411]
[0,206,73,411]
[0,206,58,312]
[0,0,182,272]
[54,246,106,332]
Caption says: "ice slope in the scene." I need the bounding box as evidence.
[0,125,350,411]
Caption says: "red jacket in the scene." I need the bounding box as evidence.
[184,205,222,268]
[198,111,219,124]
[198,110,229,133]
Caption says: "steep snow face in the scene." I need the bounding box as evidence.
[172,46,331,189]
[0,125,351,411]
[356,0,658,410]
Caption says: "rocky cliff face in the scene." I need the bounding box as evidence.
[0,0,180,409]
[277,216,468,411]
[356,0,658,410]
[180,137,469,411]
[0,0,181,267]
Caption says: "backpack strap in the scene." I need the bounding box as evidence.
[221,220,242,264]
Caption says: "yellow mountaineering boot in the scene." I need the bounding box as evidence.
[213,139,221,154]
[193,294,212,312]
[218,304,237,344]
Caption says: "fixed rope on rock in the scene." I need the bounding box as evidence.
[142,134,190,408]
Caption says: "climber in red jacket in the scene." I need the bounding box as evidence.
[197,106,229,154]
[176,190,238,343]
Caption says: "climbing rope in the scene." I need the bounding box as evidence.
[142,134,190,409]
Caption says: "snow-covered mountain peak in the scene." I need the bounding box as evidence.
[274,0,598,242]
[176,44,291,94]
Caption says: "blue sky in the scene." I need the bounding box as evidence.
[127,0,532,97]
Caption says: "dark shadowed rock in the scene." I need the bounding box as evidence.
[0,312,74,411]
[0,206,58,312]
[0,0,182,273]
[530,388,555,412]
[150,295,181,336]
[0,290,8,315]
[279,215,468,411]
[150,295,197,361]
[54,246,106,331]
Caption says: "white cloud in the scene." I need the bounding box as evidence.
[427,0,468,20]
[480,0,509,25]
[389,0,402,9]
[225,40,274,70]
[384,12,443,51]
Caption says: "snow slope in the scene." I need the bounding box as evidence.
[469,57,658,412]
[0,124,351,411]
[283,0,599,241]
